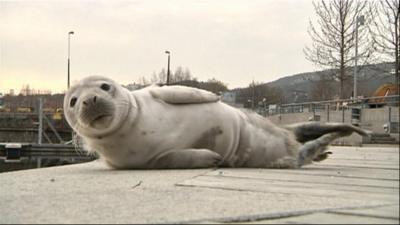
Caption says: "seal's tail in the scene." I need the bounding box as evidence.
[284,122,370,167]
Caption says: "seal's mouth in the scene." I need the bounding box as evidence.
[77,95,117,130]
[90,114,112,125]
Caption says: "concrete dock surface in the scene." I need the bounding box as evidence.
[0,146,399,224]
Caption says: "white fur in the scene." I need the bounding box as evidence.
[64,76,302,169]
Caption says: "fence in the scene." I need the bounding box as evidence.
[257,95,399,146]
[263,95,399,133]
[0,98,93,172]
[0,96,72,143]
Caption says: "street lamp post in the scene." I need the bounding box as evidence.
[353,15,364,100]
[165,51,171,85]
[68,31,74,89]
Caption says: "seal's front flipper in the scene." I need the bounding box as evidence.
[149,85,220,104]
[150,149,222,169]
[285,122,369,143]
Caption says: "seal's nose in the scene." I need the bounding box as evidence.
[83,95,97,106]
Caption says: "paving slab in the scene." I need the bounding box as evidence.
[332,204,399,220]
[0,146,398,224]
[256,212,399,224]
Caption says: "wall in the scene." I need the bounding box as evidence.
[266,106,399,145]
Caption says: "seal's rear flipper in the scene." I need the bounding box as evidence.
[149,85,220,104]
[285,122,369,143]
[293,122,370,167]
[297,132,343,167]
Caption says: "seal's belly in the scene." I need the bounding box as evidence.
[137,101,242,162]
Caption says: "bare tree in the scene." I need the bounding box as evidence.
[199,78,228,94]
[236,82,284,108]
[311,77,336,101]
[150,69,167,84]
[172,66,193,83]
[19,84,31,96]
[151,66,194,84]
[136,76,150,86]
[370,0,399,95]
[304,0,375,98]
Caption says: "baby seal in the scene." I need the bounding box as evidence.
[64,76,368,169]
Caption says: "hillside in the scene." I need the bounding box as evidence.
[241,62,396,103]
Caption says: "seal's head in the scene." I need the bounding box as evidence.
[64,76,133,139]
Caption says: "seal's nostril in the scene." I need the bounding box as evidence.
[93,96,97,103]
[83,101,88,106]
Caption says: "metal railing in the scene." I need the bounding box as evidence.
[0,143,96,169]
[260,95,399,117]
[259,95,399,134]
[0,98,92,171]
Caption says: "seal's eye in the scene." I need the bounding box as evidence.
[100,83,111,91]
[70,97,77,107]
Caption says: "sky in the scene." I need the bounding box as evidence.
[0,0,318,94]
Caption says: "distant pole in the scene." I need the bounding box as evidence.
[165,50,171,85]
[252,79,255,110]
[68,31,74,89]
[353,15,364,100]
[38,97,43,145]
